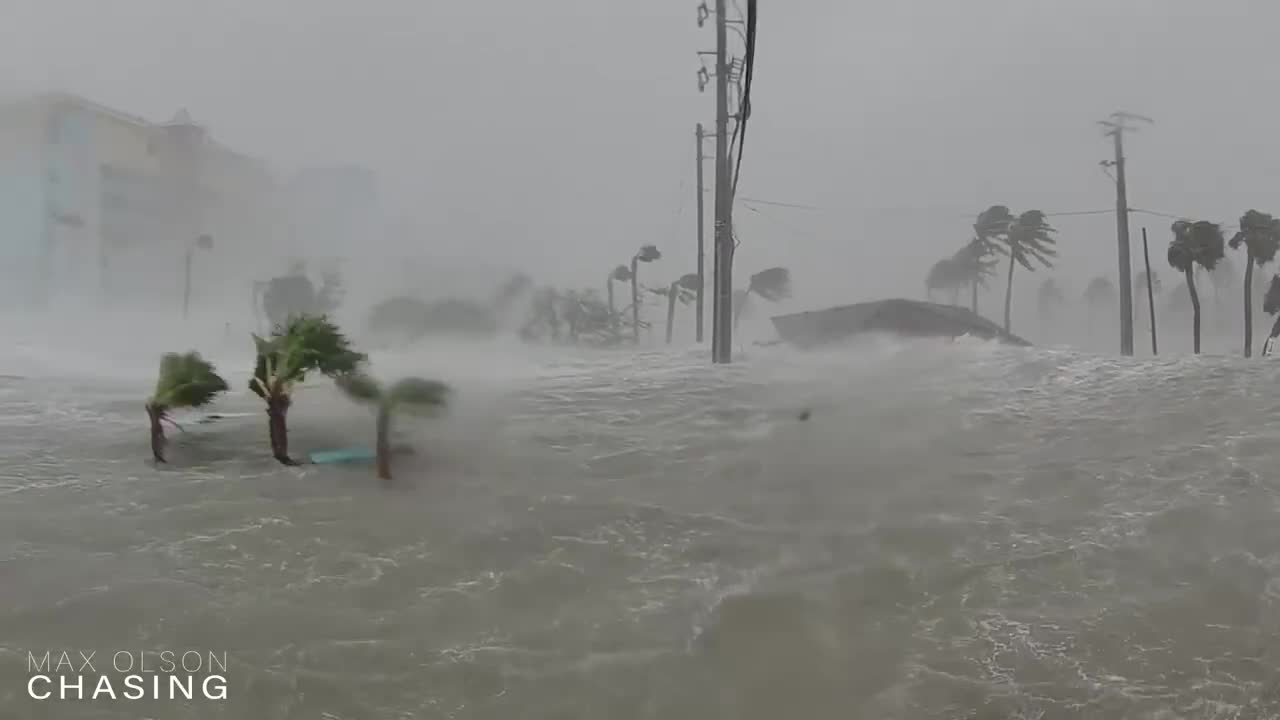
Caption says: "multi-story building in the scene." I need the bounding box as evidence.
[0,92,279,309]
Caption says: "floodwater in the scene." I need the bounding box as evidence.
[1,315,1279,719]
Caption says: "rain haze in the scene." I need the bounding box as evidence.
[2,0,1280,718]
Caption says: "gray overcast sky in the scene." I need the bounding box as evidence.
[4,0,1279,309]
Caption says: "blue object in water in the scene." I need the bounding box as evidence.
[308,447,376,465]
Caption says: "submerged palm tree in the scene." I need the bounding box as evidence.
[249,315,366,464]
[336,374,450,483]
[1228,210,1280,357]
[1168,219,1226,354]
[145,352,229,463]
[629,245,662,343]
[733,267,792,330]
[649,273,701,344]
[998,210,1057,333]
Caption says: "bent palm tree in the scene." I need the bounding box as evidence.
[629,245,662,343]
[249,315,366,464]
[999,210,1057,333]
[925,257,965,305]
[1168,220,1226,354]
[964,206,1012,312]
[1263,275,1280,355]
[336,374,450,482]
[734,267,792,330]
[146,352,229,463]
[650,273,701,344]
[1228,210,1280,357]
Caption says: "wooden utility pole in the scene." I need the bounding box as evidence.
[711,0,734,363]
[695,123,707,343]
[1142,227,1157,355]
[1099,111,1153,356]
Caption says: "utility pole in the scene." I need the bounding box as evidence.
[1099,111,1153,357]
[695,123,707,343]
[711,0,733,363]
[697,0,739,362]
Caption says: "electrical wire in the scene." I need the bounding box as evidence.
[729,0,756,203]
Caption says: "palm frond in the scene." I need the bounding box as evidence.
[635,245,661,263]
[388,377,451,408]
[611,265,632,282]
[334,372,384,403]
[746,267,791,302]
[152,351,228,409]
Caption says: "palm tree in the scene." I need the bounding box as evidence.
[734,267,792,330]
[965,206,1012,313]
[1167,220,1226,354]
[952,241,1002,313]
[649,273,701,344]
[249,315,367,465]
[925,257,965,305]
[145,352,229,463]
[629,245,662,343]
[1262,275,1280,355]
[998,210,1057,333]
[335,374,450,483]
[1084,276,1116,336]
[607,265,631,315]
[1228,210,1280,357]
[1036,278,1066,326]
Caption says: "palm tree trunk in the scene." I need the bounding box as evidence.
[630,259,640,344]
[1243,254,1254,358]
[1186,267,1202,354]
[375,404,392,483]
[1003,253,1016,332]
[971,280,978,314]
[666,284,678,345]
[146,402,166,463]
[267,396,295,465]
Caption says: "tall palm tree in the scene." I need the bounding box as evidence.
[336,374,450,483]
[965,206,1013,313]
[1167,220,1226,354]
[249,315,367,464]
[1228,210,1280,357]
[629,245,661,343]
[607,265,630,315]
[998,210,1057,333]
[1036,278,1066,325]
[952,240,1002,313]
[145,351,229,463]
[734,267,792,330]
[1083,276,1116,336]
[650,273,701,344]
[1262,275,1280,355]
[925,257,965,305]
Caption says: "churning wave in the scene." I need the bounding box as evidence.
[0,326,1278,719]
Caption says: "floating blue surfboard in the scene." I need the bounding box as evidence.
[308,447,376,465]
